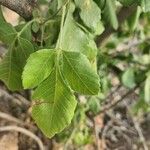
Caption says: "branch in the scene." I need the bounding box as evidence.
[0,111,34,129]
[0,0,37,20]
[98,86,138,114]
[96,4,137,47]
[123,101,149,150]
[0,125,44,150]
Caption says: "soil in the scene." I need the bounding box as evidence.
[0,82,150,150]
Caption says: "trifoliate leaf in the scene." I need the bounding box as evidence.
[32,68,77,138]
[23,48,99,138]
[22,49,55,89]
[0,37,34,90]
[62,51,100,95]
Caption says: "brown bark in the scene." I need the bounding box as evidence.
[0,0,37,20]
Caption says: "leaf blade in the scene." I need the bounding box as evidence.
[0,37,34,90]
[60,4,97,61]
[32,68,77,138]
[22,49,55,89]
[144,75,150,103]
[75,0,101,33]
[122,68,136,89]
[103,0,118,30]
[62,51,100,95]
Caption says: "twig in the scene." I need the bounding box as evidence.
[106,111,128,128]
[0,88,22,105]
[13,93,30,107]
[93,119,101,150]
[0,125,45,150]
[92,114,105,150]
[0,111,34,129]
[0,111,24,125]
[106,111,137,135]
[123,101,149,150]
[102,85,121,105]
[98,86,139,114]
[101,120,113,149]
[0,88,30,107]
[132,117,149,150]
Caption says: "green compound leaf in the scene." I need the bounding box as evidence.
[22,49,55,89]
[62,51,100,95]
[22,48,100,137]
[32,68,77,138]
[75,0,101,33]
[0,37,34,91]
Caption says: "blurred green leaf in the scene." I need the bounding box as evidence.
[122,68,136,89]
[0,7,5,23]
[44,19,60,48]
[0,37,34,90]
[93,0,106,8]
[32,21,40,33]
[88,97,101,114]
[127,6,141,31]
[103,0,118,30]
[118,0,135,6]
[73,129,92,146]
[0,22,17,45]
[60,3,98,61]
[140,0,150,12]
[144,75,150,103]
[15,23,32,42]
[140,54,150,65]
[75,0,101,34]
